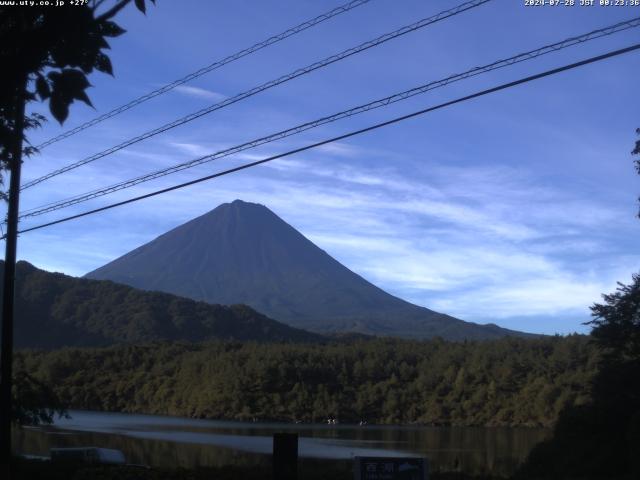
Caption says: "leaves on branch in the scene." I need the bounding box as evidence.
[99,20,127,38]
[49,95,70,124]
[134,0,146,14]
[28,112,46,129]
[12,370,68,426]
[97,36,111,50]
[35,74,50,100]
[95,52,114,75]
[0,0,153,161]
[589,273,640,363]
[47,69,94,123]
[23,146,39,158]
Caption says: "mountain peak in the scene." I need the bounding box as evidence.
[231,198,258,206]
[223,199,265,210]
[86,201,529,340]
[196,199,277,226]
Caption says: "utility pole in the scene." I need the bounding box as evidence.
[0,71,27,475]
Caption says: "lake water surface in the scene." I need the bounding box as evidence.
[14,411,549,476]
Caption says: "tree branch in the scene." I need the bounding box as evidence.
[96,0,132,21]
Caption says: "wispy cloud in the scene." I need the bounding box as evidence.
[10,0,638,338]
[15,145,638,335]
[169,142,212,157]
[315,142,364,158]
[173,85,226,101]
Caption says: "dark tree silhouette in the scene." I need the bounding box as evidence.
[1,0,156,160]
[590,274,640,363]
[516,132,640,480]
[634,128,640,218]
[516,276,640,480]
[11,371,67,427]
[0,0,154,471]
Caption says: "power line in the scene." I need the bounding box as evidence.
[22,0,492,190]
[12,42,640,239]
[19,16,640,219]
[34,0,373,151]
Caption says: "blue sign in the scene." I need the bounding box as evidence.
[354,456,429,480]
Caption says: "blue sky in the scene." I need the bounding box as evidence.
[7,0,640,334]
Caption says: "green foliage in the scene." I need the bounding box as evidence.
[0,0,154,189]
[517,274,640,480]
[516,129,640,479]
[0,0,154,125]
[634,127,640,218]
[12,370,67,426]
[18,335,597,427]
[589,273,640,363]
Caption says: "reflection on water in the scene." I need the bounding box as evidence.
[14,411,549,476]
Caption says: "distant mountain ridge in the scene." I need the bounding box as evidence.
[86,200,529,340]
[1,260,322,349]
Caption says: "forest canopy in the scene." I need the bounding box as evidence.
[17,335,597,427]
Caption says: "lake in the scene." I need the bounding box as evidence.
[14,411,549,476]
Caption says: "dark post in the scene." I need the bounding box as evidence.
[0,72,27,475]
[273,432,298,480]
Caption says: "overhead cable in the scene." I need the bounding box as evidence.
[19,16,640,219]
[22,0,492,190]
[34,0,374,150]
[12,42,640,238]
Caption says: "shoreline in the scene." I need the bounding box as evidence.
[50,408,556,430]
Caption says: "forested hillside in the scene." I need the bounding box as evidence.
[17,335,597,427]
[1,261,322,347]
